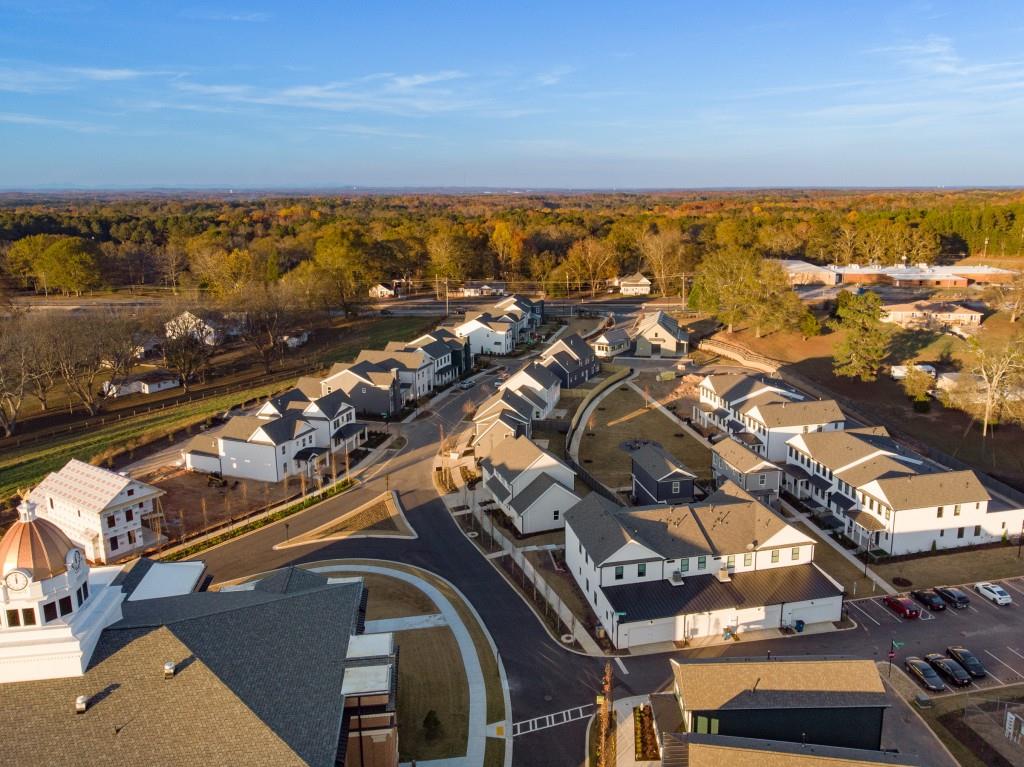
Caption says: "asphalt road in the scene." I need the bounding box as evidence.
[183,358,1024,767]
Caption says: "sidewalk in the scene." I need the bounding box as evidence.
[612,695,659,767]
[779,498,896,596]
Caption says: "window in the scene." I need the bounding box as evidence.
[281,446,286,455]
[6,609,20,627]
[954,504,961,516]
[76,587,83,607]
[726,555,735,568]
[637,563,646,577]
[553,509,560,521]
[614,566,624,580]
[125,509,134,523]
[937,506,944,518]
[127,530,136,545]
[697,556,707,570]
[58,596,73,616]
[939,529,944,537]
[106,515,116,529]
[680,559,689,573]
[126,488,134,497]
[81,581,89,601]
[578,541,582,554]
[43,602,57,623]
[957,527,965,539]
[48,497,54,509]
[743,552,752,566]
[758,473,766,486]
[671,481,680,495]
[20,608,35,626]
[885,508,890,520]
[109,535,119,551]
[974,525,981,536]
[771,550,780,563]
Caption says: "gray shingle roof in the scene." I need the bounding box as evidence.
[712,439,777,474]
[631,442,697,481]
[874,470,990,511]
[670,733,920,766]
[564,492,632,564]
[593,327,629,345]
[0,569,368,767]
[508,473,575,516]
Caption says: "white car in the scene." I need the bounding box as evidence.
[975,582,1012,606]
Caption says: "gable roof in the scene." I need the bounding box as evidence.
[871,470,990,511]
[593,327,629,345]
[483,435,569,485]
[325,360,398,388]
[508,474,577,516]
[620,271,652,286]
[0,570,370,767]
[631,443,697,481]
[543,333,593,364]
[564,492,634,564]
[636,310,687,341]
[355,348,428,371]
[475,388,535,423]
[32,459,162,513]
[671,656,886,713]
[220,412,313,445]
[712,438,779,474]
[512,362,561,390]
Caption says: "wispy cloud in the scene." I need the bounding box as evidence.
[535,66,573,87]
[313,123,426,139]
[65,67,149,81]
[181,9,271,23]
[0,62,175,93]
[0,111,103,132]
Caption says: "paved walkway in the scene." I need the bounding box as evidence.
[625,379,708,445]
[612,695,660,767]
[779,499,896,595]
[568,370,638,462]
[364,613,448,633]
[310,563,492,767]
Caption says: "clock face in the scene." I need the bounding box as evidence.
[68,549,83,572]
[4,570,30,591]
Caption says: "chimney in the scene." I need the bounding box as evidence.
[75,695,88,714]
[163,661,176,679]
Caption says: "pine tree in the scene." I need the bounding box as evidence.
[829,291,890,381]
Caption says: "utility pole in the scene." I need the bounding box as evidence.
[680,273,687,309]
[445,277,449,317]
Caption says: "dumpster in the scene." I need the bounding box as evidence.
[794,619,806,633]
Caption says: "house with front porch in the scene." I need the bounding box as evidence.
[693,373,846,461]
[409,328,474,379]
[618,271,653,296]
[564,482,842,649]
[785,427,1024,556]
[492,294,543,338]
[387,338,457,388]
[479,435,579,534]
[711,437,782,507]
[590,327,630,358]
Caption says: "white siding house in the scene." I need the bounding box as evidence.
[455,315,515,356]
[563,483,842,649]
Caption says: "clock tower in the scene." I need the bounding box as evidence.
[0,499,124,682]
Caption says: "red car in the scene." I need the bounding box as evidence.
[883,595,921,619]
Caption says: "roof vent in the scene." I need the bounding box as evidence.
[163,661,176,679]
[75,695,88,714]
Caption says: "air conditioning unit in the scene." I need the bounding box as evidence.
[671,571,685,586]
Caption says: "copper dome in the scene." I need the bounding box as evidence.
[0,501,79,582]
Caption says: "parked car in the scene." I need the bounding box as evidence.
[905,656,946,692]
[457,381,474,391]
[935,586,971,608]
[882,594,921,619]
[975,582,1012,606]
[924,654,972,688]
[946,646,987,679]
[910,589,946,612]
[380,309,393,316]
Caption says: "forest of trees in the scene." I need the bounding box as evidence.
[1,189,1023,303]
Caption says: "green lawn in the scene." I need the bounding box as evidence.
[874,543,1024,589]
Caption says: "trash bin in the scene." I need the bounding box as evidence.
[794,619,805,633]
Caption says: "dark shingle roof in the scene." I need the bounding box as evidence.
[0,569,366,767]
[631,442,696,481]
[667,733,920,766]
[564,492,632,564]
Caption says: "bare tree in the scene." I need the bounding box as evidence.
[638,228,684,297]
[163,311,213,392]
[985,272,1024,324]
[565,237,615,298]
[154,243,188,294]
[966,335,1024,437]
[0,317,34,436]
[230,283,292,374]
[49,312,140,416]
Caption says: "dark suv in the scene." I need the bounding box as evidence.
[946,646,986,678]
[910,589,946,611]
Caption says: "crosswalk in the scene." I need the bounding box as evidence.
[512,704,595,737]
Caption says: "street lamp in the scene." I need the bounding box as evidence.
[284,523,290,543]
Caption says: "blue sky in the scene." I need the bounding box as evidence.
[1,1,1023,188]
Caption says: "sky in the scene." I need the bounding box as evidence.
[1,1,1023,189]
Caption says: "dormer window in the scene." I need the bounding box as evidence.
[126,488,134,497]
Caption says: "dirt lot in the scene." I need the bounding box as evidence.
[725,313,1024,491]
[524,548,596,626]
[144,468,302,544]
[578,386,713,488]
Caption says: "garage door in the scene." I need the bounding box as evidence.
[783,597,842,627]
[735,605,780,633]
[623,621,675,648]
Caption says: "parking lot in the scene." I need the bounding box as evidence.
[846,576,1024,693]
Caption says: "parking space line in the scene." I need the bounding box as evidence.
[919,609,936,621]
[984,650,1024,679]
[1000,580,1024,596]
[967,605,981,614]
[1006,648,1024,663]
[847,600,881,626]
[972,594,1005,611]
[869,598,902,623]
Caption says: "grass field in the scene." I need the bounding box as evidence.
[354,572,440,620]
[396,627,470,761]
[914,680,1024,767]
[874,544,1024,590]
[794,522,879,596]
[293,493,415,542]
[0,381,287,503]
[579,386,713,488]
[0,316,437,506]
[483,737,506,767]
